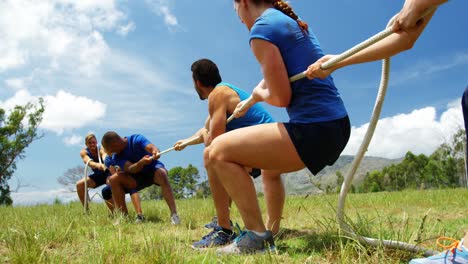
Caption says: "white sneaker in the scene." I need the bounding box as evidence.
[171,213,180,225]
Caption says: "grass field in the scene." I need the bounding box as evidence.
[0,188,467,263]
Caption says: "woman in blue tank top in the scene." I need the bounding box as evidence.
[204,0,351,254]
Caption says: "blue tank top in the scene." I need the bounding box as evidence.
[250,8,347,123]
[86,147,104,174]
[216,82,274,131]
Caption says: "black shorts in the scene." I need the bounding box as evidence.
[89,170,111,187]
[132,167,165,191]
[284,116,350,175]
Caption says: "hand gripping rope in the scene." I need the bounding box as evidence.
[290,7,439,256]
[157,100,255,156]
[83,145,104,214]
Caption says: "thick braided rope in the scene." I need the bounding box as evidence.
[290,7,438,255]
[83,159,92,214]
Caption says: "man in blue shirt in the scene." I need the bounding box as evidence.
[102,132,180,225]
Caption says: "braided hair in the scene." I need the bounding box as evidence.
[271,0,309,32]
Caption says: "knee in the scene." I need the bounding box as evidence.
[76,180,84,191]
[155,169,170,186]
[203,141,224,169]
[108,174,121,187]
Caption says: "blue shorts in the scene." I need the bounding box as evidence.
[88,170,111,187]
[284,116,350,175]
[133,160,166,191]
[101,185,137,200]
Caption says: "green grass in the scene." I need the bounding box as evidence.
[0,188,467,263]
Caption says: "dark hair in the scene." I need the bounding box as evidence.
[234,0,308,32]
[101,131,120,150]
[191,59,222,87]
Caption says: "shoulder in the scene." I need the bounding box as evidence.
[208,86,236,105]
[80,148,88,156]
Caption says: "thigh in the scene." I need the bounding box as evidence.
[114,173,138,189]
[208,123,305,172]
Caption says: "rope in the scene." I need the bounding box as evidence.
[83,159,92,214]
[289,7,440,256]
[83,145,105,214]
[158,98,255,156]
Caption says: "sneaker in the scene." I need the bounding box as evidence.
[409,237,468,264]
[205,216,234,230]
[205,216,218,229]
[135,214,146,223]
[171,213,180,225]
[191,226,237,250]
[216,230,276,255]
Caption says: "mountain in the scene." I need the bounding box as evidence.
[253,155,401,195]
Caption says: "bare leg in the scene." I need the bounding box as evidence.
[104,199,115,213]
[76,178,97,207]
[262,169,284,235]
[131,193,143,215]
[153,168,177,215]
[205,123,304,232]
[205,163,231,230]
[108,174,137,215]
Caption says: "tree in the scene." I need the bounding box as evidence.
[140,164,201,200]
[168,164,200,199]
[57,165,85,192]
[0,99,45,205]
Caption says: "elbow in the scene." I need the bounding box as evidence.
[275,94,291,107]
[397,32,418,53]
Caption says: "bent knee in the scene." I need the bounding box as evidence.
[108,174,121,186]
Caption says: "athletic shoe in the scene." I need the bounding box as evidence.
[216,230,276,255]
[191,226,237,249]
[135,214,146,223]
[205,216,218,229]
[409,237,468,264]
[205,216,233,229]
[171,213,180,225]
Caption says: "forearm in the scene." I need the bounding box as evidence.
[127,160,145,174]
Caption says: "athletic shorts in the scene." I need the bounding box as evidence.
[249,168,261,178]
[284,116,350,175]
[101,185,138,200]
[132,160,166,191]
[89,170,111,187]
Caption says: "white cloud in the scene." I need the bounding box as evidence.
[10,188,80,206]
[0,89,106,135]
[343,100,464,159]
[0,0,129,74]
[117,22,136,36]
[145,0,179,28]
[63,134,83,146]
[41,90,107,134]
[5,78,27,91]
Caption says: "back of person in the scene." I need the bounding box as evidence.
[250,8,347,123]
[219,82,274,131]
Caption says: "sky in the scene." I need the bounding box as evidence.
[0,0,467,205]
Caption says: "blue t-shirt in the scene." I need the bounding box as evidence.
[249,8,347,123]
[113,134,163,174]
[217,82,274,131]
[104,155,115,169]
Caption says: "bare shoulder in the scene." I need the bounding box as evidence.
[208,85,237,106]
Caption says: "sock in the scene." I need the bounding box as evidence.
[221,227,233,235]
[251,230,268,237]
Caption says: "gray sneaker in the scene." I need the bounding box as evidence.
[216,230,276,255]
[135,214,146,223]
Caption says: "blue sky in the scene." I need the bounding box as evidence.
[0,0,467,205]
